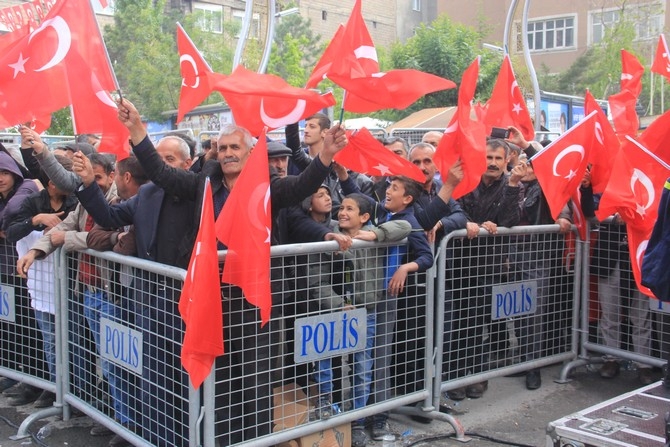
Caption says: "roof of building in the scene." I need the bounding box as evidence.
[386,106,456,130]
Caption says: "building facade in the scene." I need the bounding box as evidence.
[438,0,667,73]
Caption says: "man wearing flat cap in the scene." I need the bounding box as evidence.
[267,141,292,178]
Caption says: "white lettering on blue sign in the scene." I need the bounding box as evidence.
[0,284,15,323]
[100,318,142,374]
[491,281,537,320]
[294,308,367,364]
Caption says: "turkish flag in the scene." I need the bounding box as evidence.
[177,23,215,123]
[0,0,117,128]
[595,136,670,229]
[637,108,670,165]
[179,178,224,388]
[209,67,336,136]
[306,0,454,113]
[627,224,656,298]
[651,34,670,82]
[216,129,272,326]
[335,127,425,183]
[569,188,588,241]
[335,69,456,113]
[621,49,645,97]
[306,0,375,89]
[484,54,535,141]
[68,52,130,160]
[608,89,639,138]
[433,57,487,199]
[531,110,598,219]
[26,114,52,134]
[328,0,379,79]
[306,25,346,88]
[584,90,618,193]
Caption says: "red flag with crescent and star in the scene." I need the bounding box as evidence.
[595,137,670,229]
[215,129,273,326]
[0,0,117,128]
[627,224,657,298]
[433,57,487,199]
[652,34,670,82]
[620,49,645,97]
[484,54,535,142]
[637,108,670,165]
[68,53,130,159]
[306,0,455,113]
[176,23,215,124]
[208,67,336,136]
[583,90,618,193]
[179,177,224,388]
[334,127,425,183]
[595,137,670,298]
[569,188,588,241]
[531,110,599,220]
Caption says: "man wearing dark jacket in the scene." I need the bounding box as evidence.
[446,138,523,400]
[106,99,347,446]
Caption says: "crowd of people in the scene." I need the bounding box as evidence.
[0,100,658,447]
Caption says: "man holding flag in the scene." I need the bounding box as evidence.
[115,98,347,445]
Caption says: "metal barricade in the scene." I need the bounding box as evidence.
[3,220,668,446]
[435,225,580,415]
[202,239,436,447]
[60,248,197,447]
[559,218,669,381]
[388,128,444,146]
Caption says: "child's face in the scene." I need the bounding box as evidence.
[338,198,368,231]
[384,180,412,213]
[310,187,332,215]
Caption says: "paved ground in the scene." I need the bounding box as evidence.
[0,361,658,446]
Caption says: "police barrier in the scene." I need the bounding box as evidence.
[3,222,669,446]
[434,225,580,413]
[559,218,670,382]
[388,128,443,146]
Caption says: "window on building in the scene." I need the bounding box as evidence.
[91,0,115,16]
[591,5,664,44]
[524,16,575,51]
[233,10,260,39]
[194,2,223,34]
[322,10,327,21]
[412,0,421,12]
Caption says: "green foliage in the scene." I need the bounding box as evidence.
[267,8,321,87]
[47,108,74,136]
[104,0,181,121]
[104,0,239,122]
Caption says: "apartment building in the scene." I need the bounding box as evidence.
[438,0,667,73]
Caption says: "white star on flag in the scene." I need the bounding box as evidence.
[373,163,392,176]
[565,169,577,181]
[636,203,646,217]
[512,103,522,114]
[9,53,29,79]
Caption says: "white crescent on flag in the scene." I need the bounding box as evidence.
[29,16,71,72]
[552,144,585,180]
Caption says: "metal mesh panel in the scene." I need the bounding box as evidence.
[0,238,48,382]
[389,128,444,147]
[210,239,429,445]
[439,227,575,390]
[65,250,188,446]
[586,219,669,367]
